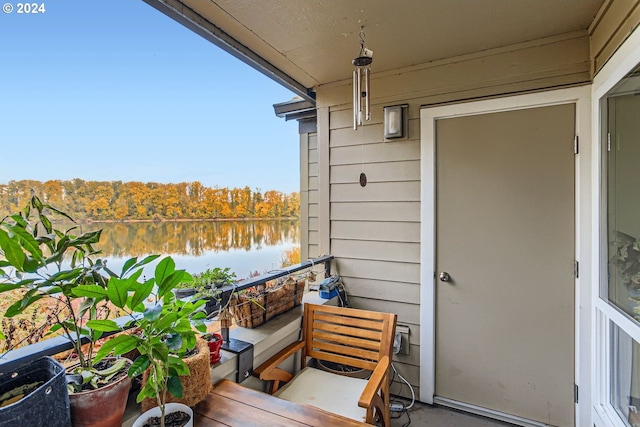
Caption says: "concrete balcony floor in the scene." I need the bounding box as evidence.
[391,402,515,427]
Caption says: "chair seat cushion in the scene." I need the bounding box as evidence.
[274,366,368,422]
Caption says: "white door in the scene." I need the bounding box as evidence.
[433,104,575,426]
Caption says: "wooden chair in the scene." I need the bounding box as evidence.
[254,303,397,426]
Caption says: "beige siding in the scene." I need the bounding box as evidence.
[590,0,640,75]
[313,32,594,399]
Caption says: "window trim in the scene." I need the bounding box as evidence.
[592,23,640,427]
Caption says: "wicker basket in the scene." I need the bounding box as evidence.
[230,279,305,328]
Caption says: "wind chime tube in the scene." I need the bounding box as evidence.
[364,67,370,121]
[353,69,358,130]
[357,67,362,126]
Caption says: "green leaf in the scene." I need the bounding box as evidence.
[193,321,207,333]
[171,318,193,333]
[4,293,42,317]
[166,375,184,398]
[156,312,178,331]
[129,279,154,310]
[169,357,189,376]
[165,333,183,352]
[107,277,129,308]
[72,285,108,299]
[112,335,138,355]
[184,334,196,351]
[154,257,175,289]
[143,304,162,322]
[129,355,150,377]
[44,204,76,222]
[7,224,43,261]
[48,323,62,333]
[48,268,83,283]
[22,256,40,273]
[0,283,23,293]
[70,230,102,246]
[39,214,52,235]
[0,229,25,270]
[86,319,120,332]
[122,255,160,277]
[120,257,138,277]
[158,271,189,299]
[94,334,128,362]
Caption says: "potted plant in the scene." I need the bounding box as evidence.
[191,267,237,316]
[172,281,197,299]
[200,267,237,288]
[94,256,208,427]
[0,195,133,427]
[201,332,223,364]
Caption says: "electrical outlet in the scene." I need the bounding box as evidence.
[395,324,410,355]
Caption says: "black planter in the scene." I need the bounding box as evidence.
[173,287,196,299]
[204,298,221,315]
[0,356,71,427]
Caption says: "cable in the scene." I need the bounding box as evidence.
[392,363,416,409]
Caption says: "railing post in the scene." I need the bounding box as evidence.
[323,259,331,278]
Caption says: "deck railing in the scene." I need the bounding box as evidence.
[0,254,333,372]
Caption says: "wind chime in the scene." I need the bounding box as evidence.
[353,27,373,131]
[353,27,373,187]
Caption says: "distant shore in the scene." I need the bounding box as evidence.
[82,217,299,224]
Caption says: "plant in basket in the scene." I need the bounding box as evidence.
[0,194,135,427]
[229,275,305,329]
[94,256,208,427]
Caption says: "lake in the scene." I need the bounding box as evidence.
[88,219,300,279]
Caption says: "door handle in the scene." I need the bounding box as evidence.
[439,272,451,282]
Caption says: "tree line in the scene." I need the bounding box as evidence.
[0,179,299,221]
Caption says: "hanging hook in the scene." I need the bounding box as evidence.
[359,27,366,55]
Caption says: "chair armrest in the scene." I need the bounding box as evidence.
[358,355,390,408]
[254,340,305,380]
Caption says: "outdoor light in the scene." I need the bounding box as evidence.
[384,104,407,139]
[353,27,373,130]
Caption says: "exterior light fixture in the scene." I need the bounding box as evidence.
[384,104,408,139]
[353,27,373,130]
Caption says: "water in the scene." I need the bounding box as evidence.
[85,220,299,279]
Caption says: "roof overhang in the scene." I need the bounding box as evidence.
[143,0,605,107]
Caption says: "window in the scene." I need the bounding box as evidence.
[604,64,640,322]
[599,62,640,427]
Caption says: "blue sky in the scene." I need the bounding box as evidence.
[0,0,300,193]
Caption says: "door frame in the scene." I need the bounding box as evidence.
[419,86,591,425]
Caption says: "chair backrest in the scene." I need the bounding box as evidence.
[302,303,397,372]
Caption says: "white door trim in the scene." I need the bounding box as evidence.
[420,86,591,425]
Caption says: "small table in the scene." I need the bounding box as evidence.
[194,379,369,426]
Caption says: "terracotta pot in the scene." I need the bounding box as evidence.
[204,333,223,364]
[132,403,193,427]
[68,358,132,427]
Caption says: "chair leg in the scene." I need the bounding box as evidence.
[382,373,391,427]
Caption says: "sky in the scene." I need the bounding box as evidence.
[0,0,300,193]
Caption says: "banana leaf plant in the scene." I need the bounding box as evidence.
[0,194,139,391]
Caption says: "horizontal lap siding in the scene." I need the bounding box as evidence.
[315,32,592,401]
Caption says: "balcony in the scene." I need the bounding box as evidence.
[0,254,510,427]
